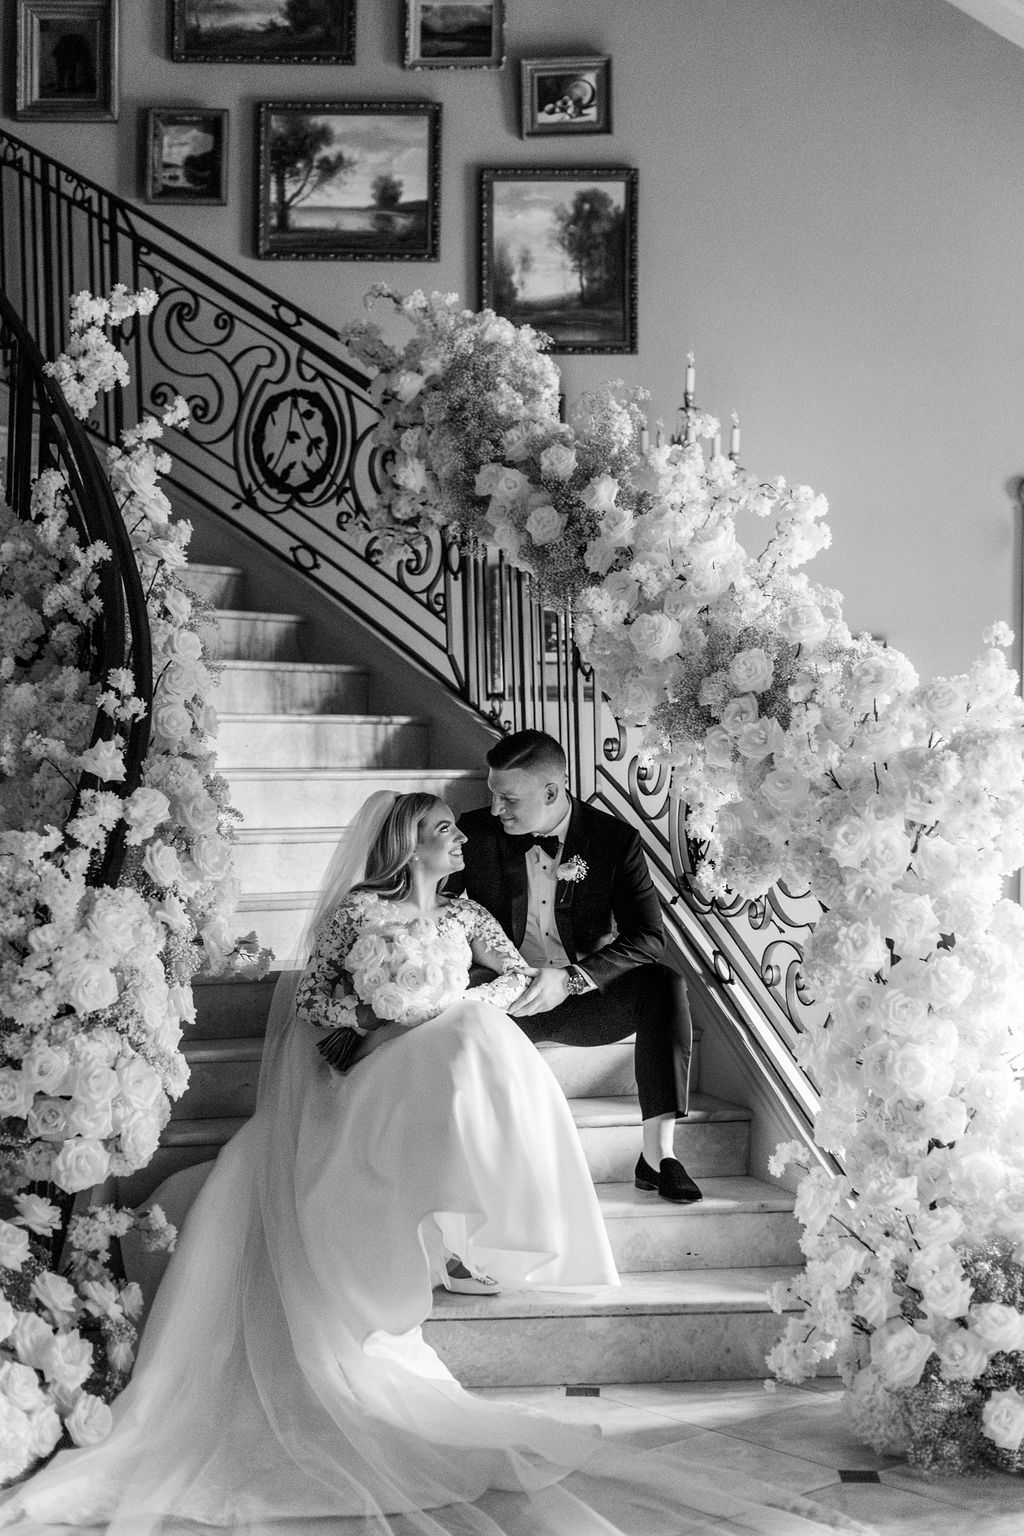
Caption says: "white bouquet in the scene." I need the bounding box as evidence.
[346,920,466,1027]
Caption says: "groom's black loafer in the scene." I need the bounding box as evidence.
[634,1153,702,1204]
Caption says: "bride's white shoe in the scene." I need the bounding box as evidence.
[442,1252,502,1295]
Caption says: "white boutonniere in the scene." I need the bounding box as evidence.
[556,855,588,884]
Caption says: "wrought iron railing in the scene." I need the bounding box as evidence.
[0,127,823,1130]
[0,285,151,888]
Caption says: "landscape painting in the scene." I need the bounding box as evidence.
[172,0,355,64]
[480,168,637,354]
[146,108,228,204]
[404,0,504,69]
[257,102,441,261]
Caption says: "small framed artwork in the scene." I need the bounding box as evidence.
[15,0,118,121]
[145,108,228,205]
[171,0,355,64]
[520,57,611,137]
[480,167,638,354]
[403,0,504,69]
[256,101,441,261]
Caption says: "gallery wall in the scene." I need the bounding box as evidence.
[6,0,1024,684]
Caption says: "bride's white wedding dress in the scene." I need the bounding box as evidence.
[0,890,874,1536]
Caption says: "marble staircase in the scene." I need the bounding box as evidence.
[131,561,803,1386]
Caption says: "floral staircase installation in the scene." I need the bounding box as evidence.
[125,551,807,1390]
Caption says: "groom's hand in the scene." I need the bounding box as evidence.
[508,966,571,1017]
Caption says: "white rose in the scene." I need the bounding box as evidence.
[143,839,184,889]
[369,982,407,1022]
[151,697,192,745]
[869,1319,934,1388]
[915,678,968,729]
[200,914,235,970]
[921,1268,973,1321]
[122,786,170,844]
[854,1274,901,1329]
[65,961,119,1018]
[970,1302,1024,1354]
[483,466,530,506]
[728,648,773,694]
[703,726,734,770]
[879,987,927,1035]
[629,613,681,664]
[41,1329,93,1393]
[890,1041,955,1103]
[779,601,829,650]
[77,739,125,783]
[580,473,620,514]
[0,1295,17,1342]
[66,1391,113,1448]
[26,1403,62,1459]
[760,762,811,814]
[176,790,219,836]
[26,1097,71,1144]
[0,1068,32,1119]
[539,442,577,481]
[922,1096,969,1145]
[831,816,875,872]
[12,1194,61,1237]
[18,1044,70,1096]
[10,1314,55,1369]
[720,694,759,734]
[0,1361,46,1413]
[50,1137,111,1195]
[982,1387,1024,1452]
[832,921,888,975]
[938,1328,990,1382]
[118,1108,162,1166]
[162,585,192,625]
[793,1170,840,1234]
[525,504,567,546]
[189,834,234,882]
[735,718,785,762]
[912,1206,965,1249]
[30,1272,78,1327]
[0,1222,31,1271]
[116,1057,164,1113]
[0,1399,33,1483]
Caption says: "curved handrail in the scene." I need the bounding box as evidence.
[0,286,152,886]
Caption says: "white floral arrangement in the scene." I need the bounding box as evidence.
[347,920,467,1027]
[344,286,1024,1473]
[0,285,269,1484]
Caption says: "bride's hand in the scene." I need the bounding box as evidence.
[508,967,571,1017]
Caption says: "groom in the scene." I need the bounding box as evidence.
[450,729,700,1203]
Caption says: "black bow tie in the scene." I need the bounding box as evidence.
[510,832,560,860]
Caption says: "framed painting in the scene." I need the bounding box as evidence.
[519,57,611,137]
[403,0,504,70]
[172,0,355,64]
[144,107,229,205]
[480,167,638,354]
[256,101,441,261]
[15,0,118,121]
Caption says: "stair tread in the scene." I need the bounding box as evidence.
[570,1093,750,1128]
[598,1176,794,1218]
[187,563,244,575]
[218,712,427,724]
[207,608,305,622]
[428,1265,801,1320]
[216,660,367,674]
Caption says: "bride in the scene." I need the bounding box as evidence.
[0,791,874,1536]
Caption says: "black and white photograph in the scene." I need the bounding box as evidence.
[256,101,441,260]
[15,0,118,120]
[144,107,228,204]
[480,167,637,352]
[520,57,612,137]
[172,0,355,64]
[403,0,504,69]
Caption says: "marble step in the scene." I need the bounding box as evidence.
[597,1178,799,1272]
[424,1265,802,1386]
[201,609,305,661]
[215,714,430,771]
[222,767,486,828]
[210,661,369,715]
[180,563,245,609]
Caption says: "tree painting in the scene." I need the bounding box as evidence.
[485,174,635,352]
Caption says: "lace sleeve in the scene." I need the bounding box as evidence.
[294,895,368,1034]
[455,898,532,1010]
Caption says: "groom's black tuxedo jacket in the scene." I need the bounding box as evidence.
[450,798,665,993]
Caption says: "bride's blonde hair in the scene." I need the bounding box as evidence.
[352,792,441,899]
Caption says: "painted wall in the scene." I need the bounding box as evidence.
[7,0,1024,684]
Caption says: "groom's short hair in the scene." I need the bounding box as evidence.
[486,729,566,778]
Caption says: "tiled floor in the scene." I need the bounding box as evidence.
[476,1377,1024,1534]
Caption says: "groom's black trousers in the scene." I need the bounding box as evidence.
[512,962,692,1121]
